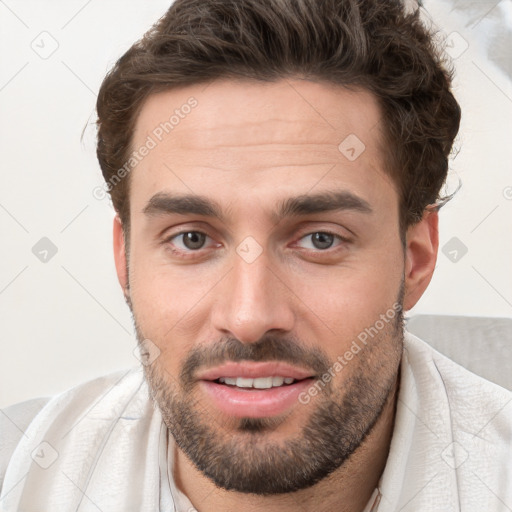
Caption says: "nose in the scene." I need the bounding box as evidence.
[211,249,296,344]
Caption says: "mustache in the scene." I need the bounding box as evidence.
[180,336,331,385]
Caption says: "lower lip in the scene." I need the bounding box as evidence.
[200,379,314,418]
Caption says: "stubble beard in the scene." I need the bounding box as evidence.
[133,293,404,495]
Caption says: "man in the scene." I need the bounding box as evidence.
[1,0,511,511]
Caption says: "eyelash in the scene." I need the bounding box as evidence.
[163,229,350,257]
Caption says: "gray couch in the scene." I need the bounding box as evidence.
[406,315,512,391]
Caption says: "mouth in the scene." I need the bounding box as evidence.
[198,362,316,418]
[215,375,303,388]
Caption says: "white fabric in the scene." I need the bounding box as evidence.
[378,333,512,510]
[1,332,511,511]
[0,396,50,490]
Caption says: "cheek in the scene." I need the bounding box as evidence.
[294,250,403,354]
[129,244,190,318]
[128,252,212,369]
[130,283,192,378]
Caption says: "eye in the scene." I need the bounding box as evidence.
[296,231,344,251]
[166,231,211,251]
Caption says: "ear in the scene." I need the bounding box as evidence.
[403,209,439,310]
[113,215,129,298]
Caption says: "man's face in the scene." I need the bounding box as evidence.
[123,79,405,493]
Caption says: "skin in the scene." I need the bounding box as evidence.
[113,79,438,512]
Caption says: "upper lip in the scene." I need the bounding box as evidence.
[197,362,315,381]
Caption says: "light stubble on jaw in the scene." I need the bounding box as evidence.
[133,285,404,494]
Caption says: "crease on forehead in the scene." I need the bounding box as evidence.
[129,79,398,205]
[132,79,383,147]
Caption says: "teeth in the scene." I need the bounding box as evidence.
[272,376,284,386]
[236,377,253,388]
[217,376,297,388]
[253,377,273,389]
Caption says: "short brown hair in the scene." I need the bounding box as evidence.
[96,0,461,234]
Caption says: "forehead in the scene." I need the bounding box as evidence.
[129,79,397,220]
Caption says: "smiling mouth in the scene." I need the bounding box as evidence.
[214,376,312,389]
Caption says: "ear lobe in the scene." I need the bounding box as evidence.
[403,209,439,310]
[113,215,129,298]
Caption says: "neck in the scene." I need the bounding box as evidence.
[172,376,399,512]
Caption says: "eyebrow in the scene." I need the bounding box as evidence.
[143,190,373,223]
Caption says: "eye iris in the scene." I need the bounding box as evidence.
[183,232,205,250]
[312,232,334,250]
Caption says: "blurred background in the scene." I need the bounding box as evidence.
[1,0,511,408]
